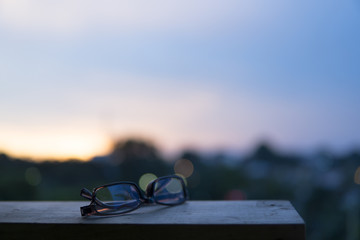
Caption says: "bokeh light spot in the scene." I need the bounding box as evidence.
[25,167,42,186]
[175,174,188,186]
[174,158,194,178]
[164,178,183,194]
[139,173,157,191]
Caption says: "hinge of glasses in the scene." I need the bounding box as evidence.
[80,205,96,216]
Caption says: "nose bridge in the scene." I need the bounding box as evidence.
[145,180,156,201]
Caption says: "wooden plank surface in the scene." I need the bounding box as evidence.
[0,201,305,240]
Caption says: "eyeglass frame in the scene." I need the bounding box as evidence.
[80,175,188,216]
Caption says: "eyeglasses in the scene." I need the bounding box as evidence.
[80,175,188,216]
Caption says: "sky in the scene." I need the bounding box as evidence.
[0,0,360,161]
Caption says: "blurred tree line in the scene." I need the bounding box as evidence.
[1,138,360,240]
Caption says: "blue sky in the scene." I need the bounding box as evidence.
[0,0,360,160]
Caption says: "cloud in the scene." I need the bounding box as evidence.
[0,0,276,36]
[0,70,224,156]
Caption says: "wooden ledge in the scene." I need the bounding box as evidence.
[0,200,305,240]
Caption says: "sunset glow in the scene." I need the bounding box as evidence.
[0,128,112,161]
[1,0,359,160]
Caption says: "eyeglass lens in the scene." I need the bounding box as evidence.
[154,177,185,204]
[95,183,141,215]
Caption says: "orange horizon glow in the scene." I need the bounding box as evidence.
[0,145,113,162]
[0,128,113,162]
[0,129,248,162]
